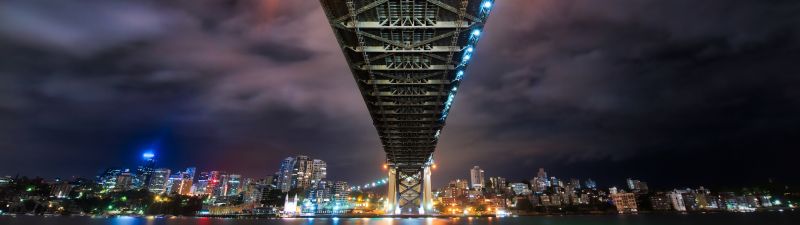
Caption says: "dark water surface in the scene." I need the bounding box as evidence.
[0,213,798,225]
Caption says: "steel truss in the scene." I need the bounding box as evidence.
[320,0,494,215]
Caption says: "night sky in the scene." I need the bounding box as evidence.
[1,0,799,189]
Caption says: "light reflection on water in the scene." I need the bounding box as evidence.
[0,213,798,225]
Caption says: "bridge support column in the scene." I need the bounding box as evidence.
[386,168,398,214]
[422,165,433,214]
[386,166,433,215]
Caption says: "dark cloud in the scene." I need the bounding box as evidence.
[0,0,798,189]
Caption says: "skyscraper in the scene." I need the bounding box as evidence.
[136,152,156,189]
[224,174,242,196]
[167,167,195,195]
[333,181,349,203]
[276,155,327,192]
[277,157,294,192]
[537,168,548,180]
[115,172,133,191]
[98,168,122,192]
[311,159,327,186]
[470,166,485,190]
[148,168,171,194]
[488,177,507,194]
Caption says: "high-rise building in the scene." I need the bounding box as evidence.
[669,190,688,211]
[510,183,532,196]
[204,171,223,196]
[224,174,242,196]
[276,155,327,192]
[488,177,507,194]
[135,152,156,190]
[277,158,294,192]
[194,172,210,196]
[333,181,350,203]
[148,168,171,194]
[311,159,327,185]
[115,172,134,191]
[293,155,313,189]
[537,168,547,181]
[167,167,195,195]
[650,192,674,211]
[611,192,638,214]
[98,168,123,192]
[470,166,485,190]
[530,177,547,193]
[626,178,649,193]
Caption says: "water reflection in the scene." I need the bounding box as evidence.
[0,213,798,225]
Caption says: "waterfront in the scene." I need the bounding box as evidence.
[1,213,798,225]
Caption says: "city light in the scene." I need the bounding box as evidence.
[142,152,155,159]
[472,29,481,37]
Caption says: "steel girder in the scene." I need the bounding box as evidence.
[321,2,473,207]
[320,0,493,175]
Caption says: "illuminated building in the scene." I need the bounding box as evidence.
[487,177,507,195]
[626,178,649,193]
[530,177,547,193]
[135,152,156,190]
[611,192,638,214]
[167,167,195,195]
[204,171,223,196]
[98,168,122,192]
[669,190,688,211]
[470,166,485,190]
[333,181,350,203]
[147,168,171,194]
[114,172,134,191]
[223,174,242,196]
[510,183,531,196]
[649,192,673,211]
[275,155,327,192]
[311,159,327,186]
[50,180,72,198]
[194,172,210,195]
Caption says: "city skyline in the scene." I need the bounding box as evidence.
[2,0,800,190]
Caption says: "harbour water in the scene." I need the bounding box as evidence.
[0,213,798,225]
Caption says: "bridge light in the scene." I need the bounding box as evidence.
[432,164,437,169]
[467,46,474,52]
[456,70,465,81]
[482,1,493,9]
[463,54,471,61]
[382,163,388,170]
[471,29,481,37]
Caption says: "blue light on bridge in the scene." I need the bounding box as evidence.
[455,71,465,81]
[471,29,481,37]
[482,1,493,9]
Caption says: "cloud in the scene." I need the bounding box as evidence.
[0,0,799,187]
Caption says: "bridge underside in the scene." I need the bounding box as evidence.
[320,0,493,214]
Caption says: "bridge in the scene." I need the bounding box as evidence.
[319,0,494,215]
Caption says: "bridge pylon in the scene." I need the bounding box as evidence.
[385,165,433,215]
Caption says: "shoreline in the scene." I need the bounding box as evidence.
[2,209,794,219]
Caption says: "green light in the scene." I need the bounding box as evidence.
[26,187,33,192]
[107,205,113,210]
[121,196,127,202]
